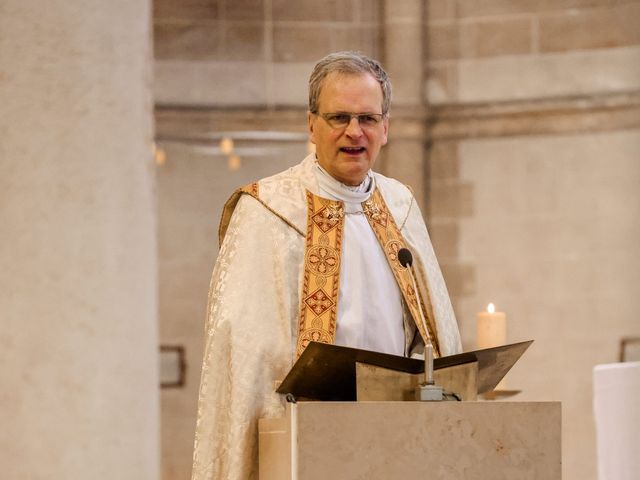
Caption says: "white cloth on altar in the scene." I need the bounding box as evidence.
[191,154,462,480]
[593,361,640,480]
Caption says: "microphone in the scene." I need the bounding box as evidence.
[398,247,413,269]
[398,247,443,401]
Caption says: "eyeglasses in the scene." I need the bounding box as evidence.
[315,112,385,129]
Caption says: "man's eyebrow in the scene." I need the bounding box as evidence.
[330,111,378,115]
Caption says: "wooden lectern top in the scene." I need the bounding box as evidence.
[276,340,533,401]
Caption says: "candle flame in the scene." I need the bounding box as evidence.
[487,303,495,314]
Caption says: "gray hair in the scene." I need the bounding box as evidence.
[308,51,392,115]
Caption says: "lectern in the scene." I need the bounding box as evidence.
[259,342,561,480]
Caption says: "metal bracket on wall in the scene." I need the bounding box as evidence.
[160,345,187,388]
[619,337,640,363]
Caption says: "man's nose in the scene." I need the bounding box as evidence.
[344,116,363,137]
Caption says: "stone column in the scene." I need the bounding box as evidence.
[382,0,424,107]
[0,1,158,479]
[381,0,429,210]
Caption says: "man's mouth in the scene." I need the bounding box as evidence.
[339,146,366,155]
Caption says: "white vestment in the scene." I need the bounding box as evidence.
[314,162,405,355]
[191,155,462,480]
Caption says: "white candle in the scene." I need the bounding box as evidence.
[477,303,506,349]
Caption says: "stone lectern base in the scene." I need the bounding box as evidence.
[259,401,561,480]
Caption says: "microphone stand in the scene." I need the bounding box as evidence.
[416,342,443,401]
[398,248,443,401]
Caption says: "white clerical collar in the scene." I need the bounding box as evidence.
[314,161,374,205]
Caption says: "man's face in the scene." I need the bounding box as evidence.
[308,72,389,186]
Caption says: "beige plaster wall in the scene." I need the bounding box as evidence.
[0,0,158,478]
[449,130,640,479]
[425,2,640,480]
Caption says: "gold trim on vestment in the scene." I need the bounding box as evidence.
[362,189,441,357]
[296,191,344,357]
[218,182,305,247]
[218,183,259,246]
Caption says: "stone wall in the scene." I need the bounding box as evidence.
[154,1,640,479]
[425,2,640,479]
[154,0,382,106]
[426,1,640,103]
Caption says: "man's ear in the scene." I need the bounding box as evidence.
[381,116,389,146]
[307,111,317,145]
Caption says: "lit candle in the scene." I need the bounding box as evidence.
[477,303,506,350]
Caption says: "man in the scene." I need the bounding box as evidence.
[191,51,462,480]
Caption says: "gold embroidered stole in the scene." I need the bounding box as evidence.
[362,189,441,358]
[297,188,441,358]
[295,192,344,356]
